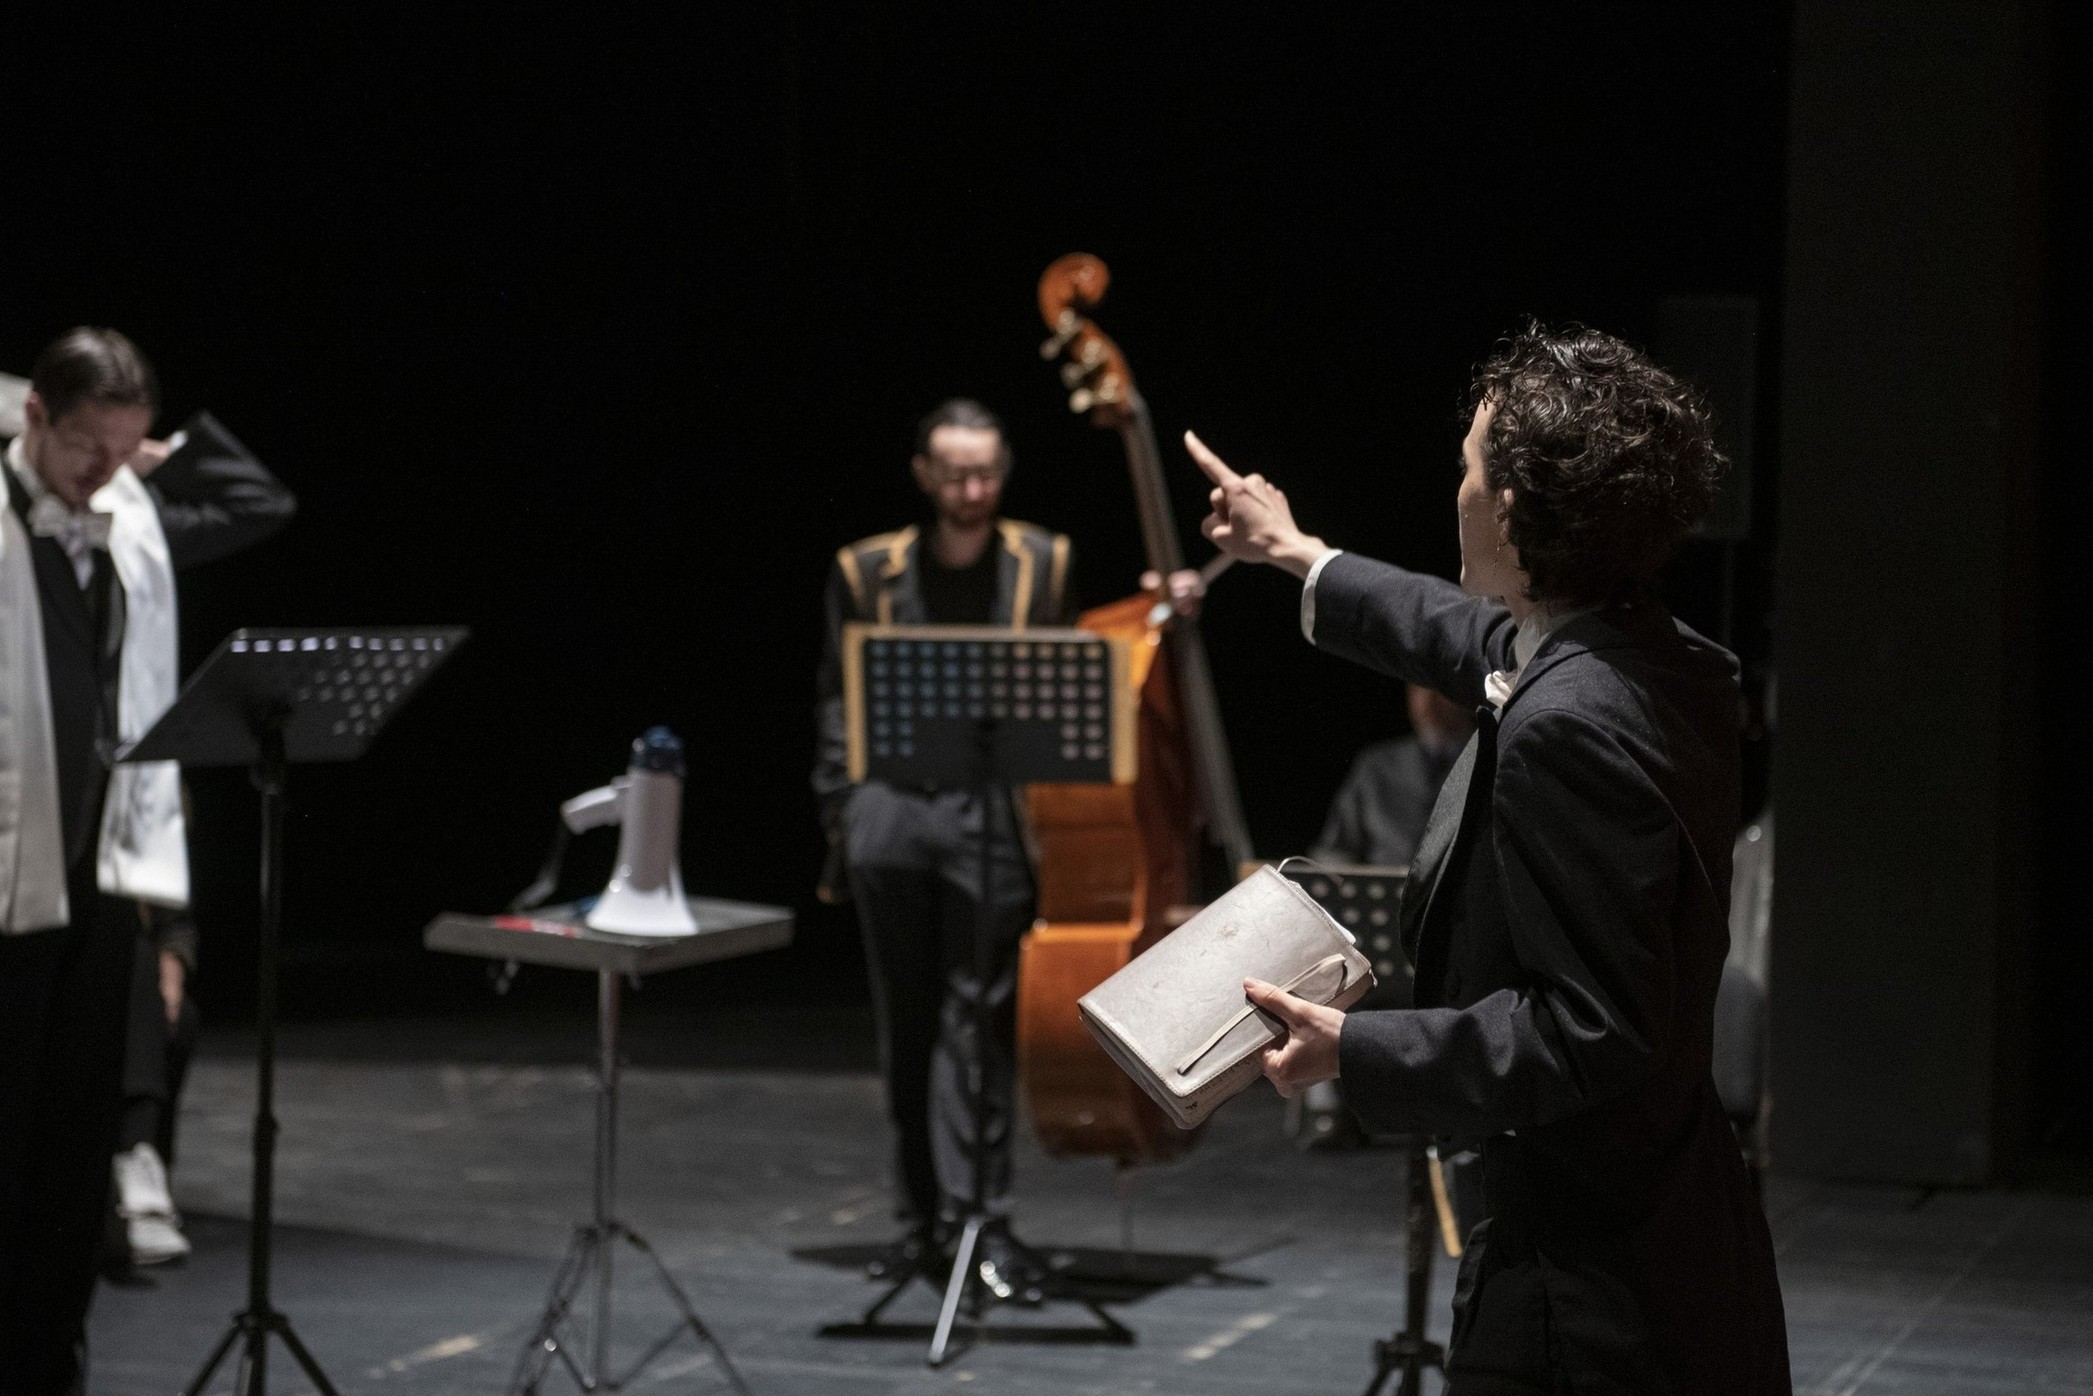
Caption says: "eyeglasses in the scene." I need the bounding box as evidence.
[922,460,1009,487]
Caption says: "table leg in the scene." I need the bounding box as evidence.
[594,968,621,1385]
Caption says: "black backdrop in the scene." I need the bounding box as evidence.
[1,10,1792,1024]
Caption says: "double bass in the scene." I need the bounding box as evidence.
[1017,254,1254,1165]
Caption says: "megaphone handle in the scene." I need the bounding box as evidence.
[507,823,571,913]
[561,782,625,832]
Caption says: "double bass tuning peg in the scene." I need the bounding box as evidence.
[1039,309,1082,361]
[1068,374,1124,415]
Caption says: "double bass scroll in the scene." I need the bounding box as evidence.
[1034,254,1253,869]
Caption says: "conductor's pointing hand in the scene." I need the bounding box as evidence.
[1245,976,1344,1098]
[1186,431,1328,578]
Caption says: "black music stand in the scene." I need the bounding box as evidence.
[831,624,1134,1367]
[118,626,468,1396]
[1282,863,1448,1396]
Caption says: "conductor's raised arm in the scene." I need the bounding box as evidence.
[1183,427,1510,708]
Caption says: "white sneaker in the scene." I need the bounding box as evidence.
[113,1143,190,1265]
[128,1211,191,1264]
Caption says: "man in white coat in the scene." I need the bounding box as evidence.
[0,328,293,1394]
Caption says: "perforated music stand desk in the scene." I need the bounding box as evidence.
[121,626,467,767]
[424,900,791,1395]
[118,625,469,1396]
[841,623,1136,788]
[1283,862,1411,1009]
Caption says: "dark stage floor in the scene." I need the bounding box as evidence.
[89,1020,2093,1395]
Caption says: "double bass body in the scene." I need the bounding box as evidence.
[1021,593,1199,1164]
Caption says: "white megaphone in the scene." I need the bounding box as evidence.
[560,726,700,937]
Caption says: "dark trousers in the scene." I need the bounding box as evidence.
[0,866,137,1396]
[846,785,1034,1227]
[99,929,201,1279]
[121,930,199,1164]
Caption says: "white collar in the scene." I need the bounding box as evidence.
[1511,603,1585,673]
[1486,603,1592,711]
[1,438,91,521]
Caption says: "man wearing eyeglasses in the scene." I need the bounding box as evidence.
[1,327,294,1391]
[813,397,1197,1305]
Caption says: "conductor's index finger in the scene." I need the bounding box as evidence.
[1184,429,1243,488]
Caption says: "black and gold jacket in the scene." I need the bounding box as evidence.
[812,519,1074,894]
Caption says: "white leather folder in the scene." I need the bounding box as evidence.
[1077,865,1376,1130]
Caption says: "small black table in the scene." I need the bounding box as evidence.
[425,898,791,1394]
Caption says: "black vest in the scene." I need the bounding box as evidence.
[5,463,125,872]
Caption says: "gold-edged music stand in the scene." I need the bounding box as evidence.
[841,623,1137,790]
[834,624,1135,1366]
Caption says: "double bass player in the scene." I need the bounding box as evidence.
[813,398,1200,1305]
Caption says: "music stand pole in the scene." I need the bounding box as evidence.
[593,965,620,1385]
[928,723,999,1366]
[185,713,340,1396]
[1362,1139,1446,1396]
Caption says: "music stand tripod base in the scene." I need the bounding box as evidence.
[119,627,468,1396]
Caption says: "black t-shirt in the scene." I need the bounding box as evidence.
[919,541,998,624]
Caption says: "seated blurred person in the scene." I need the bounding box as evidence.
[1295,684,1475,1154]
[1311,683,1476,869]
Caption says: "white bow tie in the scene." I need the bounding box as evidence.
[27,495,113,553]
[1486,669,1518,711]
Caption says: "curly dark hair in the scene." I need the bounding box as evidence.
[1466,322,1726,605]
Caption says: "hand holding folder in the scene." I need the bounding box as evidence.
[1077,866,1375,1130]
[1239,970,1349,1098]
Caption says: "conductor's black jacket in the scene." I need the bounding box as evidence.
[1319,552,1790,1395]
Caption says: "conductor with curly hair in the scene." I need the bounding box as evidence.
[1190,323,1790,1394]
